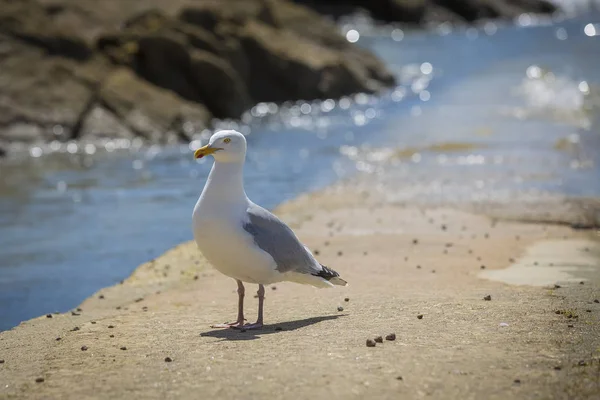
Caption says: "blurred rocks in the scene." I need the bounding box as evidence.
[296,0,557,24]
[0,0,559,153]
[0,0,396,150]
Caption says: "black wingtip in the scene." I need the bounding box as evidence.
[312,264,340,281]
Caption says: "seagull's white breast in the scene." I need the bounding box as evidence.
[192,201,279,284]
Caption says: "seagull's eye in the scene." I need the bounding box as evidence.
[223,138,231,144]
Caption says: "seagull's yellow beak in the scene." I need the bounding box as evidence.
[194,144,221,159]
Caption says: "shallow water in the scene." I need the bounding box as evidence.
[1,15,600,331]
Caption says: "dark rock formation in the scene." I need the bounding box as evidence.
[0,0,395,150]
[295,0,557,24]
[0,0,560,153]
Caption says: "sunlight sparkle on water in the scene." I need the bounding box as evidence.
[420,62,433,75]
[555,27,568,40]
[578,81,590,94]
[346,29,360,43]
[391,29,404,41]
[584,23,598,37]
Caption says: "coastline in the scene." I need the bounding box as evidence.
[1,178,599,399]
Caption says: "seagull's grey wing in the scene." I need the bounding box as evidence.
[243,203,319,275]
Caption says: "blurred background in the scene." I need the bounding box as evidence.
[0,0,599,331]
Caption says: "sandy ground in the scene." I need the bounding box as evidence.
[1,185,599,400]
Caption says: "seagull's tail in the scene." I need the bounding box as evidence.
[313,265,348,287]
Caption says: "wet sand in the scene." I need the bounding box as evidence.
[1,183,599,399]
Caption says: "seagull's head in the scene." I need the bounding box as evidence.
[194,130,247,163]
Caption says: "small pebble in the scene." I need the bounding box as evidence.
[509,258,515,263]
[363,251,368,256]
[514,379,521,384]
[109,335,114,338]
[595,299,599,303]
[337,251,343,256]
[71,327,80,332]
[56,337,61,341]
[374,336,383,343]
[578,360,587,366]
[337,306,344,312]
[441,225,447,231]
[108,325,115,329]
[271,286,277,290]
[568,324,574,328]
[314,250,320,255]
[499,322,509,327]
[35,378,44,383]
[98,295,105,299]
[366,339,376,347]
[554,284,561,289]
[484,233,489,239]
[120,346,127,351]
[396,376,403,380]
[165,357,173,362]
[412,239,418,245]
[586,309,592,312]
[193,275,199,280]
[417,314,423,319]
[76,308,82,312]
[385,333,396,341]
[554,366,562,371]
[46,314,53,318]
[0,359,4,364]
[91,321,96,324]
[135,298,144,303]
[483,295,492,301]
[71,311,80,316]
[480,265,486,270]
[416,265,421,269]
[344,297,350,302]
[579,281,584,285]
[431,270,436,273]
[81,346,88,351]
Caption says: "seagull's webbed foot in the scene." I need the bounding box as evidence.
[239,322,263,330]
[211,320,245,329]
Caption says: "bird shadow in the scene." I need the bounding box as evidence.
[200,314,346,341]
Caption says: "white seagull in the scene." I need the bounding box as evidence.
[192,130,347,330]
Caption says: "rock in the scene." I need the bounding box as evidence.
[0,36,98,143]
[98,11,253,119]
[0,0,92,60]
[1,0,396,146]
[99,68,211,141]
[296,0,557,24]
[78,106,135,140]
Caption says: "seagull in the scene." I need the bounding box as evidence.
[192,130,347,330]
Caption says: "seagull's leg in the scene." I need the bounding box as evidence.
[211,280,245,328]
[243,284,265,330]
